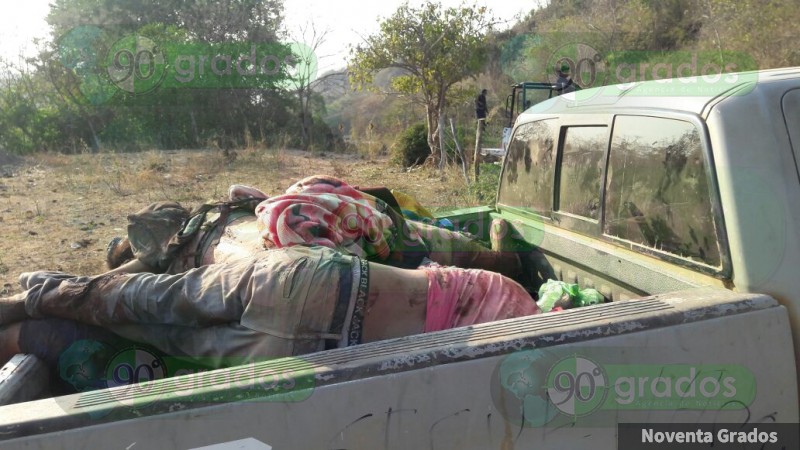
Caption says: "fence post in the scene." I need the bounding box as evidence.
[473,118,484,182]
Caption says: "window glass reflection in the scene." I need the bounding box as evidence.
[498,120,556,214]
[557,126,608,220]
[604,116,720,266]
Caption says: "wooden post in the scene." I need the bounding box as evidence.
[473,118,484,182]
[438,114,446,175]
[450,118,469,183]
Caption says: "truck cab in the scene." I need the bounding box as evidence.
[1,68,799,449]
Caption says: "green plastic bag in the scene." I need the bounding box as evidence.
[576,288,604,307]
[537,280,577,312]
[536,279,605,312]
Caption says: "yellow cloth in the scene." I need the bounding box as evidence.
[391,189,435,220]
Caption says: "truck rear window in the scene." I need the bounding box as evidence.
[497,120,557,215]
[604,116,721,267]
[557,126,608,220]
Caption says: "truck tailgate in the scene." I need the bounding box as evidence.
[0,288,795,449]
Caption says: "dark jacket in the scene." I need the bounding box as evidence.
[475,93,487,119]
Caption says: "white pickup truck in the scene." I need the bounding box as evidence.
[1,67,799,449]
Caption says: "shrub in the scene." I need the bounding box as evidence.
[468,162,501,203]
[392,123,430,167]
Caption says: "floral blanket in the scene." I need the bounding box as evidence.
[254,176,422,261]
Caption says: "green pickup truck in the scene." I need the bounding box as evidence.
[1,67,799,449]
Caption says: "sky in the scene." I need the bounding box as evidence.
[282,0,536,72]
[0,0,536,71]
[0,0,52,63]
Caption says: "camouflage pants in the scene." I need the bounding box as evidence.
[408,221,522,279]
[20,246,363,366]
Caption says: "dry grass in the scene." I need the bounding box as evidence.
[0,148,488,296]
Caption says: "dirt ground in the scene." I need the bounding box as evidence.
[0,148,483,296]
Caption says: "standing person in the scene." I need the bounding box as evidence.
[475,89,488,130]
[554,63,576,95]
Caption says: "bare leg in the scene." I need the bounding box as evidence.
[103,258,155,276]
[362,264,428,342]
[361,262,539,343]
[0,322,22,365]
[0,294,27,325]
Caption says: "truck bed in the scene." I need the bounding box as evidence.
[0,288,794,449]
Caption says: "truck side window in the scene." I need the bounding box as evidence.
[556,126,608,220]
[604,116,720,267]
[498,120,556,215]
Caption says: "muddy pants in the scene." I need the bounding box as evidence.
[19,246,365,367]
[408,221,523,279]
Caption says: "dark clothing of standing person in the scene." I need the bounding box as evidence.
[554,64,576,95]
[475,89,488,120]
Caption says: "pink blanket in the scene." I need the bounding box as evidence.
[422,266,541,332]
[254,176,400,260]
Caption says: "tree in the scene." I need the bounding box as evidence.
[348,1,495,164]
[36,0,294,151]
[288,22,347,151]
[696,0,800,68]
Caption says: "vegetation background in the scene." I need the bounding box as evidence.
[3,0,798,161]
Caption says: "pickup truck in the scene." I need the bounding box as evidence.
[1,67,799,449]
